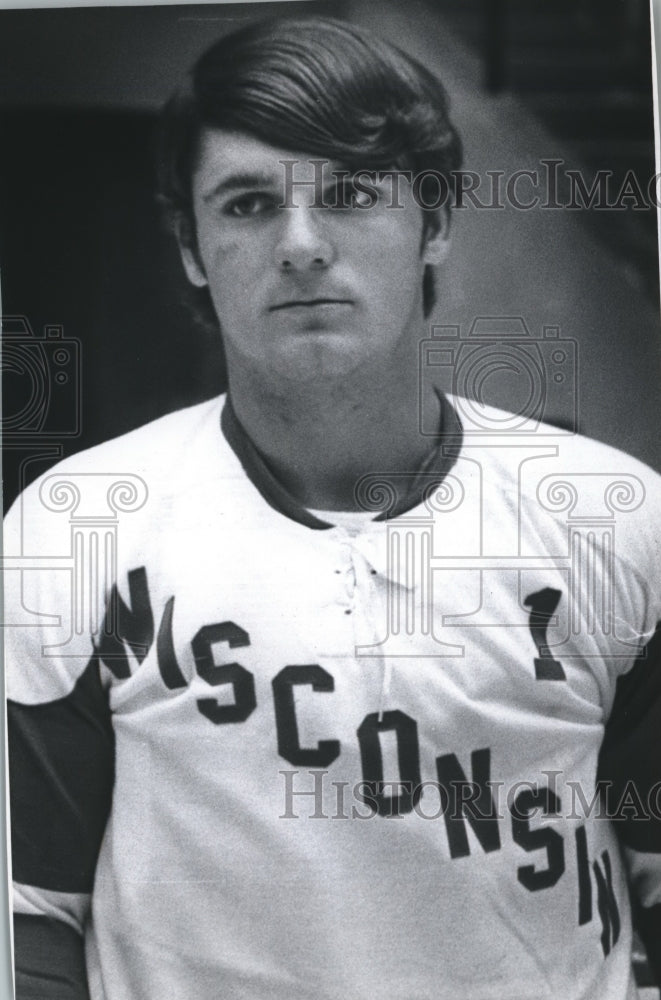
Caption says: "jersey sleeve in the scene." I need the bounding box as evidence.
[598,619,661,983]
[4,481,115,998]
[588,451,661,985]
[13,915,90,1000]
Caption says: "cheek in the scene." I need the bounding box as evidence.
[355,221,424,287]
[197,232,267,308]
[197,228,241,270]
[354,210,424,262]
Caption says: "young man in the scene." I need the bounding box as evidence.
[6,15,661,1000]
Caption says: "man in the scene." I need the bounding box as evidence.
[5,15,661,1000]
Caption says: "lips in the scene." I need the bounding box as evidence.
[269,298,352,312]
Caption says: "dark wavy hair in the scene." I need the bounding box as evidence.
[157,16,462,327]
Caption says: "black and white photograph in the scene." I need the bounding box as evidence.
[2,1,661,997]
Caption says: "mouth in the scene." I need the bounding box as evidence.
[269,298,353,312]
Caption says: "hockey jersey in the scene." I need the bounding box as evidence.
[5,393,661,999]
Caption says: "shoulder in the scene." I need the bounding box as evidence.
[451,393,661,495]
[449,393,661,579]
[4,395,232,537]
[48,395,226,476]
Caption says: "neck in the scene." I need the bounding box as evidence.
[227,340,442,512]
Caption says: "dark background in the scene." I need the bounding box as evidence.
[1,0,660,511]
[1,2,659,989]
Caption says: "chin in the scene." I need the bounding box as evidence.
[269,337,367,383]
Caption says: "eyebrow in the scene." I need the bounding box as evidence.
[202,172,279,203]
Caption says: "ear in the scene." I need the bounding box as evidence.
[174,214,208,288]
[422,210,451,266]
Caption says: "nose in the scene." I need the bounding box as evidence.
[275,207,334,272]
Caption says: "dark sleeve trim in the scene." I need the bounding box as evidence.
[634,901,661,988]
[9,657,114,893]
[14,914,89,1000]
[598,622,661,853]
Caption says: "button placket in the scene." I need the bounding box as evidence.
[331,534,356,614]
[331,527,384,619]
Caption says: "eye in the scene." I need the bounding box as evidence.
[325,176,377,210]
[224,192,277,217]
[324,176,353,209]
[353,186,375,209]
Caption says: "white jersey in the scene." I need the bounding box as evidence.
[5,393,661,1000]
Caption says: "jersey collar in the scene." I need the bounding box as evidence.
[220,393,463,530]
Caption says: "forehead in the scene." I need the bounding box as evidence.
[192,127,341,200]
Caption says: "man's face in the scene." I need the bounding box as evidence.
[180,128,448,383]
